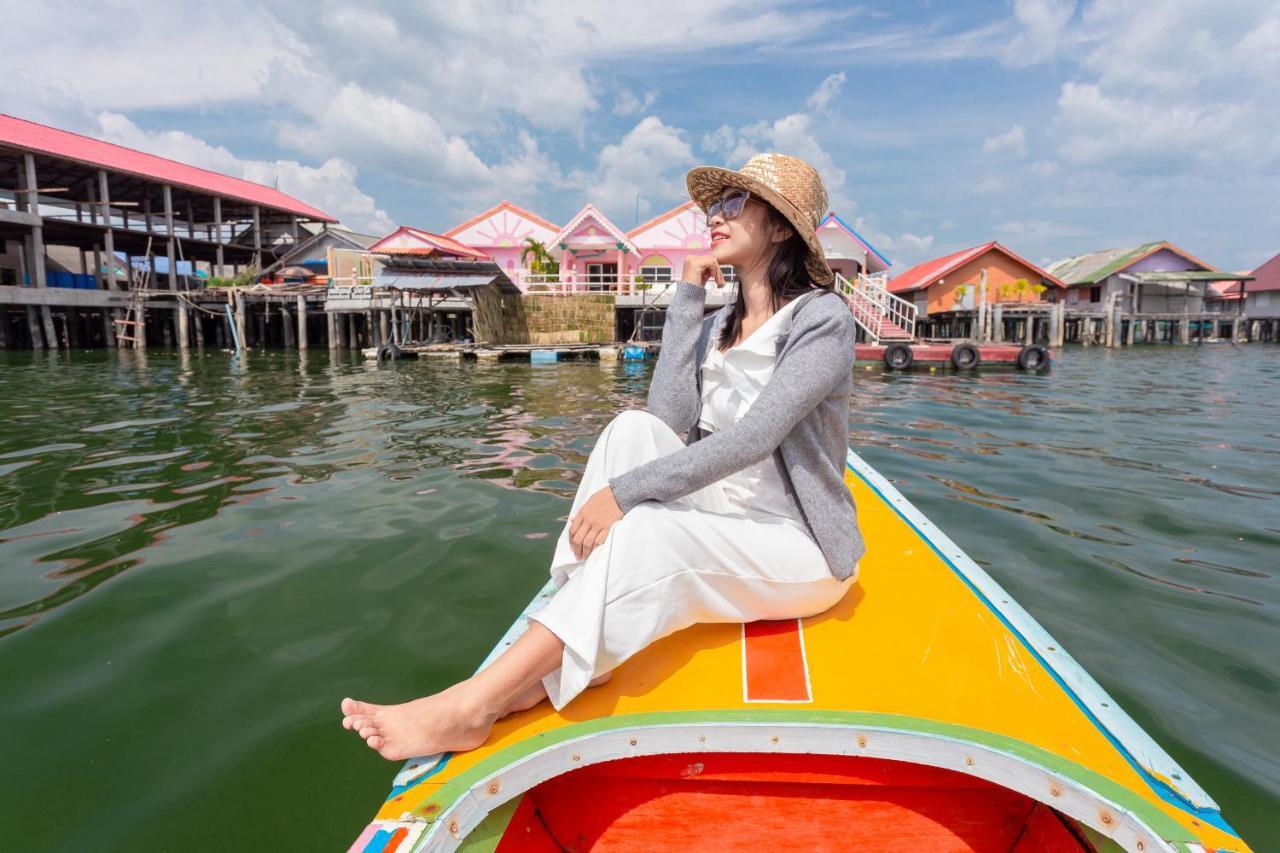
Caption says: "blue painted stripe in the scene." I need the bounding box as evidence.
[845,456,1239,837]
[384,752,453,801]
[361,828,393,853]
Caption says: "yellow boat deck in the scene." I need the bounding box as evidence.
[350,451,1249,853]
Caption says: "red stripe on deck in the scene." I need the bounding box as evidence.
[742,619,810,702]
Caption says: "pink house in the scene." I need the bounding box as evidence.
[444,200,560,282]
[443,200,886,295]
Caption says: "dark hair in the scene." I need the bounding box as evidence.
[717,201,822,351]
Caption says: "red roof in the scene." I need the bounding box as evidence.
[888,241,1066,294]
[0,113,335,221]
[368,226,490,260]
[1222,251,1280,294]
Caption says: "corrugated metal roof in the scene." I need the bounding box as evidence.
[0,113,336,221]
[888,241,1066,294]
[369,226,490,260]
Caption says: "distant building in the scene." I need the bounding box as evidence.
[1046,241,1250,314]
[888,241,1064,316]
[444,200,559,282]
[1210,251,1280,319]
[816,212,892,279]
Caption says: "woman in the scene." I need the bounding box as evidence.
[340,153,865,761]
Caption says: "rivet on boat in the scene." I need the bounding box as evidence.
[1100,812,1113,826]
[857,736,867,748]
[1136,843,1145,851]
[629,738,637,746]
[448,821,459,835]
[965,757,974,766]
[571,753,581,762]
[698,735,706,742]
[1050,786,1061,797]
[487,782,500,795]
[771,736,779,744]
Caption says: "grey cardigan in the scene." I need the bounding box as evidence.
[607,280,865,580]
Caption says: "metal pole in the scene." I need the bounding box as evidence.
[22,154,58,347]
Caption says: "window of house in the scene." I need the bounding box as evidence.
[638,265,672,283]
[1089,285,1102,303]
[720,265,738,283]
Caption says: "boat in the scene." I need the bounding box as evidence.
[348,449,1251,852]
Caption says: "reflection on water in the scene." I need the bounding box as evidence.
[0,345,1275,849]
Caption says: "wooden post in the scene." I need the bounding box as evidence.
[1125,313,1136,346]
[379,310,389,345]
[21,154,59,347]
[345,313,355,349]
[296,294,309,351]
[235,290,248,350]
[1023,311,1034,345]
[327,310,339,350]
[252,205,262,272]
[186,199,196,239]
[213,197,225,276]
[976,271,987,342]
[282,302,295,348]
[26,306,44,349]
[103,309,116,347]
[96,171,118,292]
[991,304,1004,342]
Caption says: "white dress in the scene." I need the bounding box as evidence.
[528,296,856,710]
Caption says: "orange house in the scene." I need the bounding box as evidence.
[888,241,1065,316]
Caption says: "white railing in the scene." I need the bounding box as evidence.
[514,269,738,296]
[835,272,917,344]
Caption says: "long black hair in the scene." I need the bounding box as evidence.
[716,200,825,352]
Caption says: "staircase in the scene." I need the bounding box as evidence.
[834,272,917,344]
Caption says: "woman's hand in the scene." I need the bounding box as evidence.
[569,485,624,561]
[680,255,726,288]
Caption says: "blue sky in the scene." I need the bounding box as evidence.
[3,0,1277,271]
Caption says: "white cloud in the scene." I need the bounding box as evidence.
[702,75,853,213]
[94,113,395,234]
[613,89,658,116]
[1004,0,1079,66]
[807,72,847,112]
[571,117,695,220]
[982,125,1027,157]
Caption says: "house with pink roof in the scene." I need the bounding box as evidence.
[1211,250,1280,322]
[443,200,560,283]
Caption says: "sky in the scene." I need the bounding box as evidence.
[2,0,1277,272]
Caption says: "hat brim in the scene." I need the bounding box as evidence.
[686,165,834,286]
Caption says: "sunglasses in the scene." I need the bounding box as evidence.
[704,188,750,227]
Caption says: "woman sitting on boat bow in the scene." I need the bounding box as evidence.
[340,153,865,761]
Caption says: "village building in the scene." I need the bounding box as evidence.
[1046,241,1251,315]
[444,200,560,287]
[816,212,892,280]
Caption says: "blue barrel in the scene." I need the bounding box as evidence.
[622,345,648,360]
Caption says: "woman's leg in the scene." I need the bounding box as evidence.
[340,619,565,761]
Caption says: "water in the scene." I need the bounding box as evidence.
[0,345,1275,850]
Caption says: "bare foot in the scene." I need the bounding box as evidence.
[339,685,498,761]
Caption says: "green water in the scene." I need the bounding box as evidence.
[0,346,1275,850]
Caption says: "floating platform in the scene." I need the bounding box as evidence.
[858,341,1052,370]
[347,450,1248,852]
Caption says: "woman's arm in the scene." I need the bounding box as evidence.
[644,280,711,435]
[608,299,855,513]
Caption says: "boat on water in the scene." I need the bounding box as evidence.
[348,449,1251,853]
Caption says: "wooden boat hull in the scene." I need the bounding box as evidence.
[349,450,1250,853]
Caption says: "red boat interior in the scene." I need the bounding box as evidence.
[492,753,1094,852]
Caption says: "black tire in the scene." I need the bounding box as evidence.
[883,342,914,370]
[1016,344,1048,370]
[950,343,981,370]
[377,342,401,362]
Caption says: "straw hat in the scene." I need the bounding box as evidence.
[686,153,834,286]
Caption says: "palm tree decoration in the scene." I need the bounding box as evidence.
[520,237,560,276]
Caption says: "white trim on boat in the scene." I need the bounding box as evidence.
[415,721,1175,853]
